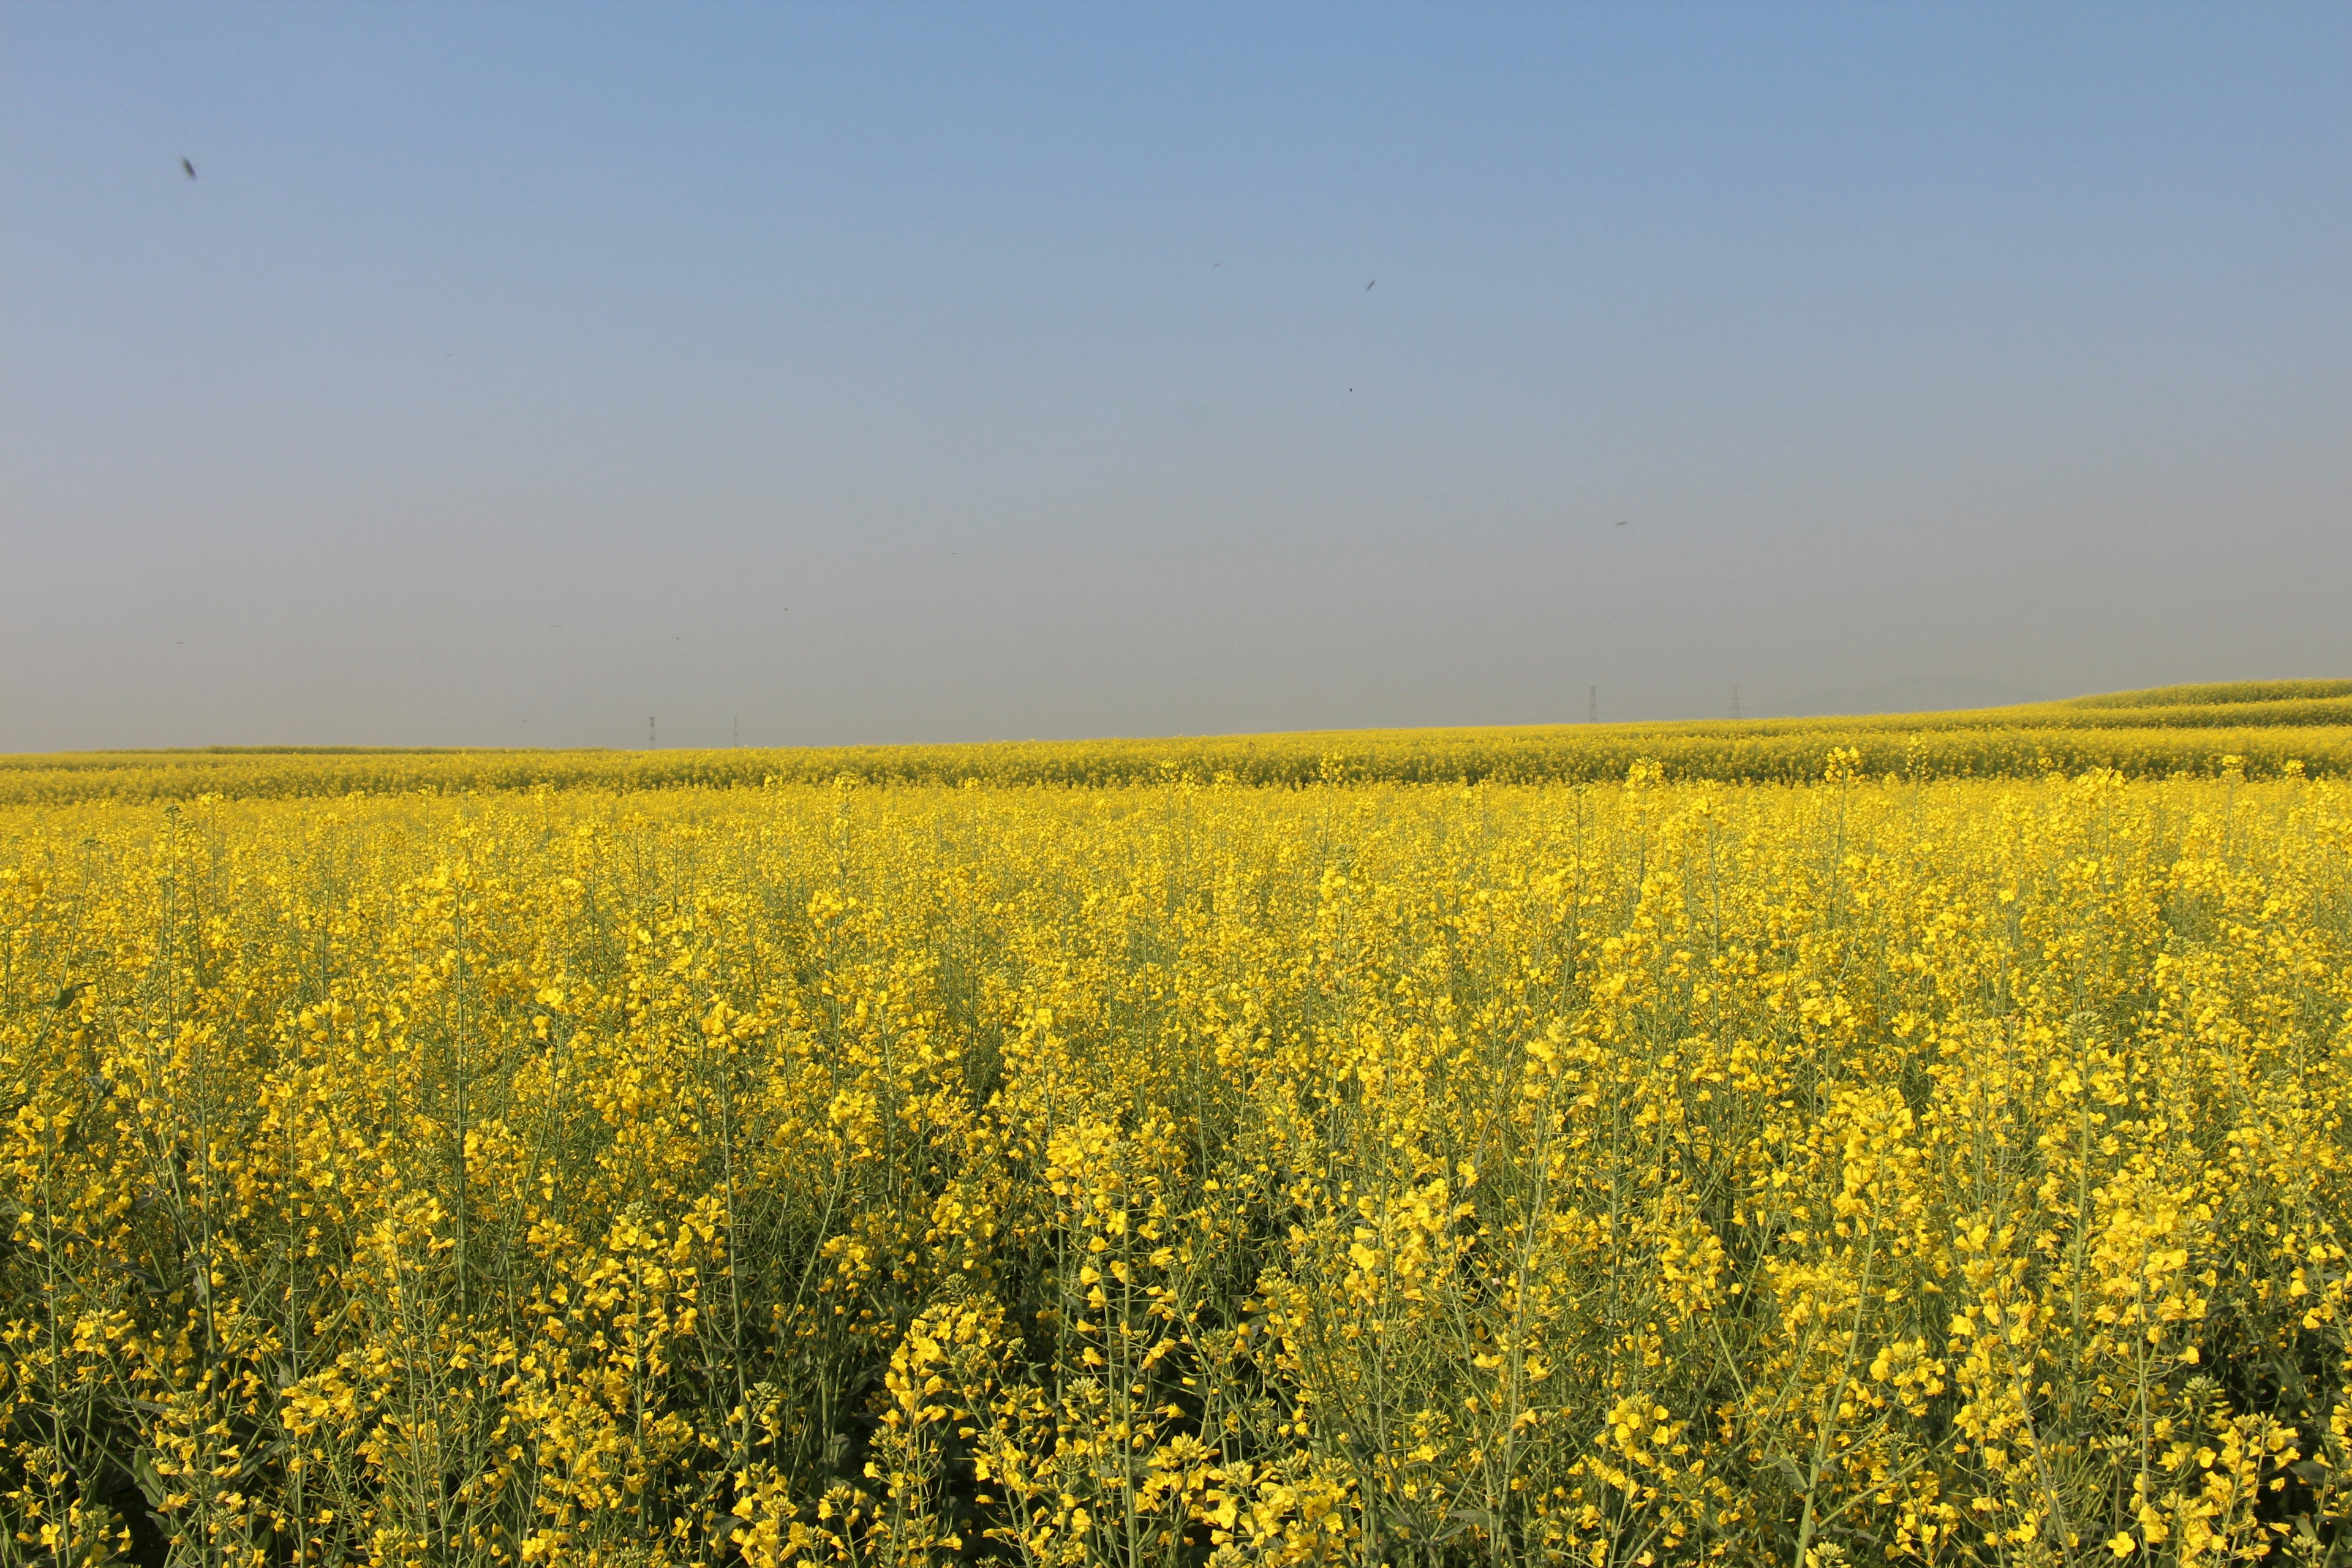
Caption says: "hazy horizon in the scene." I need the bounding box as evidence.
[6,4,2348,752]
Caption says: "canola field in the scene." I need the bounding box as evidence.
[4,742,2350,1566]
[6,680,2352,806]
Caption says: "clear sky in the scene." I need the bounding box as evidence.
[4,4,2348,750]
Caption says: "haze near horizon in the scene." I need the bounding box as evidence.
[4,4,2348,752]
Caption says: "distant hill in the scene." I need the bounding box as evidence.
[2059,679,2352,709]
[1774,676,2053,717]
[5,680,2349,802]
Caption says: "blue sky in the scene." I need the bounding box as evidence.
[5,4,2348,748]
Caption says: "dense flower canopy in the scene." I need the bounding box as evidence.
[3,755,2348,1564]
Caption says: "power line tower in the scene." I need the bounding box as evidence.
[649,715,657,749]
[1588,685,1598,725]
[1732,685,1743,721]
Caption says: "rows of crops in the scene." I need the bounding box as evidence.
[6,683,2351,805]
[4,752,2348,1566]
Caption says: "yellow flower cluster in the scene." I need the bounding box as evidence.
[3,758,2348,1566]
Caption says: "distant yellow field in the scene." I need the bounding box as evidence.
[6,680,2351,804]
[4,695,2349,1565]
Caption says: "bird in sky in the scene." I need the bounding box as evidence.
[1365,279,1376,290]
[1616,520,1629,527]
[181,158,196,179]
